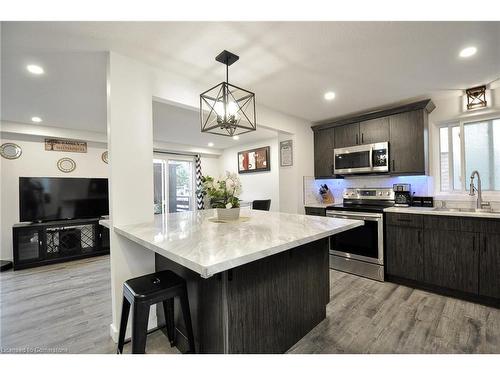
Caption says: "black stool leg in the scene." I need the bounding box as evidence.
[179,289,195,353]
[117,296,130,354]
[162,298,175,347]
[131,302,150,354]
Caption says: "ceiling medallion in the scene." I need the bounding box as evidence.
[200,50,256,137]
[466,85,487,110]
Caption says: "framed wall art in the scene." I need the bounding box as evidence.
[280,139,293,167]
[45,138,87,153]
[238,146,270,174]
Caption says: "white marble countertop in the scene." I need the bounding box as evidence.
[99,209,362,278]
[384,206,500,219]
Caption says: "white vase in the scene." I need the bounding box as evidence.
[216,207,240,221]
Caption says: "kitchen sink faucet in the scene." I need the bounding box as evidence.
[469,170,491,210]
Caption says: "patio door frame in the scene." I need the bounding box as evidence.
[153,152,197,214]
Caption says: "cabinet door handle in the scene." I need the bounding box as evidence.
[483,236,487,253]
[356,133,359,145]
[361,133,364,143]
[473,236,476,252]
[392,159,395,171]
[331,164,334,175]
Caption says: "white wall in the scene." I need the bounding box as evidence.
[107,52,157,341]
[200,155,220,178]
[0,134,108,261]
[219,138,279,211]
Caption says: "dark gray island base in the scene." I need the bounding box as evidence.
[155,237,329,354]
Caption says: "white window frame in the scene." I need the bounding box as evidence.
[153,153,197,213]
[438,111,500,195]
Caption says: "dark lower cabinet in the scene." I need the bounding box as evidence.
[423,230,478,294]
[385,224,423,282]
[305,207,327,217]
[385,212,500,306]
[479,233,500,299]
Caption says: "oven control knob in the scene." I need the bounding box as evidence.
[378,192,382,196]
[386,192,390,196]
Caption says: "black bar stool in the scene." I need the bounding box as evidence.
[117,270,195,354]
[252,199,271,211]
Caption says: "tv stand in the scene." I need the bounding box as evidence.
[13,218,109,270]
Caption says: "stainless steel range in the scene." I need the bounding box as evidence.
[326,187,395,281]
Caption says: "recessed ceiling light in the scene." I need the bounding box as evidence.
[459,46,477,58]
[232,135,240,140]
[31,116,42,123]
[324,91,336,101]
[208,142,214,147]
[26,64,44,75]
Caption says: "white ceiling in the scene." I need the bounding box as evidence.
[153,101,277,149]
[1,21,499,136]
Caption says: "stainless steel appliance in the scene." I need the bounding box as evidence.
[333,142,389,175]
[393,183,412,207]
[326,187,395,281]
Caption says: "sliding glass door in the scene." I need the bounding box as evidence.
[153,154,195,214]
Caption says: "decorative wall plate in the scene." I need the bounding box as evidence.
[57,157,76,173]
[0,143,22,159]
[101,151,109,164]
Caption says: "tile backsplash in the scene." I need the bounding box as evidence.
[305,175,433,205]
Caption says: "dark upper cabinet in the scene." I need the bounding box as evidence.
[479,232,500,299]
[359,117,389,144]
[312,100,433,177]
[389,110,427,174]
[334,123,359,148]
[385,223,424,282]
[313,128,335,178]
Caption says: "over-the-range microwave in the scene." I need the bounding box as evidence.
[333,142,389,175]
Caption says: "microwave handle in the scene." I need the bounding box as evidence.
[369,146,373,168]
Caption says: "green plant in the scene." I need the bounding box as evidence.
[199,172,242,209]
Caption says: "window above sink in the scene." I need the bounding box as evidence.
[439,116,500,193]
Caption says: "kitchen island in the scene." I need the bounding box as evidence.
[100,209,362,353]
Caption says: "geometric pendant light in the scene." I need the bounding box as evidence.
[200,50,256,137]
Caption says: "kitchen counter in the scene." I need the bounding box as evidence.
[101,209,361,353]
[384,206,500,219]
[101,209,361,278]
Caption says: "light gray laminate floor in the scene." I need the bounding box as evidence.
[1,255,499,354]
[0,256,177,354]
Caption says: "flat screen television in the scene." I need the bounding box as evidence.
[19,177,109,222]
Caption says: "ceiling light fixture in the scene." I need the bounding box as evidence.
[31,116,42,123]
[465,85,487,110]
[324,91,336,101]
[208,142,214,147]
[200,50,256,137]
[459,46,477,58]
[232,135,239,140]
[26,64,44,75]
